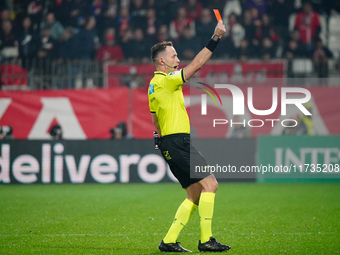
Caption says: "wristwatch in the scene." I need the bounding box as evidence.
[211,34,220,42]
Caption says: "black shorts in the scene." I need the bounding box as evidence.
[159,133,210,189]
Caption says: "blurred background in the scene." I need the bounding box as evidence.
[0,0,340,184]
[1,0,340,89]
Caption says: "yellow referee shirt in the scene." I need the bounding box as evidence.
[148,69,190,136]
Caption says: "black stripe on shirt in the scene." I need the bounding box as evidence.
[181,69,186,83]
[155,72,166,76]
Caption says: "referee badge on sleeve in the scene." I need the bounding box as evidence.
[149,83,155,95]
[169,70,181,76]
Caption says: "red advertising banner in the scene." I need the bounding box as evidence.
[0,88,130,139]
[0,87,339,139]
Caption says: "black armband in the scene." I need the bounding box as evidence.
[205,35,220,52]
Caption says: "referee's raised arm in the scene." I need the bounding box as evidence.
[183,20,226,81]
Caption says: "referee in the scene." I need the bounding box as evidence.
[148,20,230,252]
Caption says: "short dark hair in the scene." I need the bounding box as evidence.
[151,41,173,63]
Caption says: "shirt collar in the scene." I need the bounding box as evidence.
[154,71,166,76]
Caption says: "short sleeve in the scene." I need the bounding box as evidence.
[148,83,156,113]
[149,103,156,114]
[164,69,186,92]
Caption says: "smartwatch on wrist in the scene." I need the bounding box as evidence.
[211,34,220,42]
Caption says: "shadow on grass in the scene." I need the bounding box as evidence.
[32,244,210,254]
[31,244,171,255]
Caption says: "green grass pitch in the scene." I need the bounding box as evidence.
[1,183,339,254]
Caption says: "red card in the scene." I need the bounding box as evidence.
[213,9,222,22]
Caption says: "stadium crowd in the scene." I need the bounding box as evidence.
[1,0,340,88]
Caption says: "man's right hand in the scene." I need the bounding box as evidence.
[214,20,226,38]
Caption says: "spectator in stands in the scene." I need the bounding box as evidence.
[251,20,262,58]
[260,13,279,47]
[0,20,19,63]
[90,0,106,35]
[212,33,232,59]
[309,0,324,14]
[130,28,153,63]
[226,13,245,49]
[73,16,99,88]
[57,27,79,88]
[35,27,57,88]
[18,16,38,70]
[0,9,11,22]
[41,12,64,41]
[261,37,276,61]
[196,8,215,48]
[254,14,280,48]
[156,24,171,42]
[312,38,333,78]
[282,38,307,59]
[145,8,160,39]
[175,26,200,60]
[184,0,203,21]
[268,0,295,45]
[96,28,124,63]
[242,9,255,43]
[130,0,147,29]
[284,29,309,78]
[63,0,91,29]
[75,16,99,60]
[235,38,254,61]
[26,0,44,31]
[58,27,78,61]
[50,0,68,26]
[117,7,132,41]
[120,27,134,62]
[290,29,305,49]
[243,0,267,22]
[146,0,156,9]
[91,0,105,21]
[151,0,170,25]
[253,19,262,39]
[102,0,120,32]
[36,28,57,59]
[165,0,184,25]
[294,1,321,48]
[169,7,195,41]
